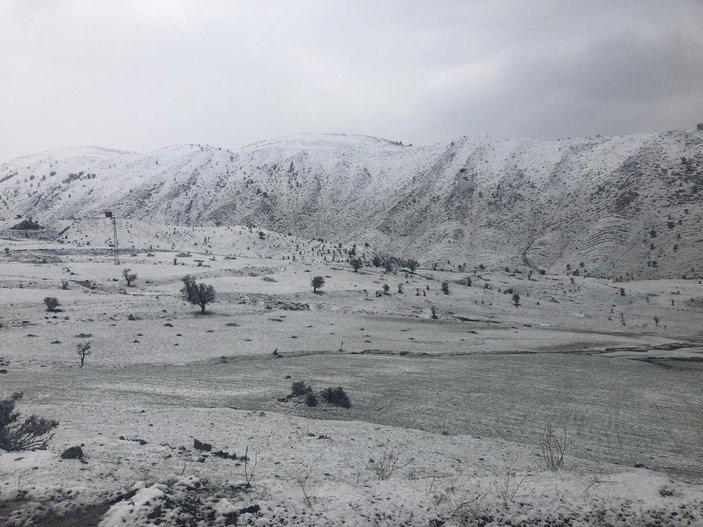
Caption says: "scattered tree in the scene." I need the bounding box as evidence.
[431,306,438,319]
[76,341,92,368]
[122,268,137,286]
[350,258,363,272]
[0,392,59,451]
[181,275,216,312]
[43,297,60,312]
[382,284,390,294]
[406,259,418,273]
[512,293,521,307]
[192,283,216,313]
[654,316,660,327]
[441,281,450,294]
[311,276,325,293]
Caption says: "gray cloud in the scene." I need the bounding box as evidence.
[1,0,701,161]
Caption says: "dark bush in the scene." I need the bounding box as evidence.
[321,387,351,408]
[305,392,318,407]
[44,297,60,312]
[291,381,311,397]
[0,392,58,451]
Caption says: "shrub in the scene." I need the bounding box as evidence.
[291,381,312,397]
[44,297,60,312]
[321,387,351,408]
[122,268,137,286]
[0,392,59,451]
[305,392,318,407]
[539,424,567,470]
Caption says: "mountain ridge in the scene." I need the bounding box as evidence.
[1,128,702,279]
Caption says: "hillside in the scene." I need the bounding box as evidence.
[1,130,702,278]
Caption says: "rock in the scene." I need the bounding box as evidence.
[194,439,212,452]
[213,450,237,460]
[60,446,83,460]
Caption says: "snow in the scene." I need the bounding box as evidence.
[0,233,702,525]
[0,128,702,525]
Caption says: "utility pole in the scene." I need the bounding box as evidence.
[105,210,120,265]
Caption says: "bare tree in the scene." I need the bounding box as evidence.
[243,445,257,488]
[291,464,314,507]
[76,341,92,368]
[122,268,137,286]
[539,424,567,470]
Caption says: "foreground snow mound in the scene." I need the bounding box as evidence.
[99,477,245,527]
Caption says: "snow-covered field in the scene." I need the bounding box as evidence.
[1,232,702,526]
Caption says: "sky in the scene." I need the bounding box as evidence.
[1,0,702,161]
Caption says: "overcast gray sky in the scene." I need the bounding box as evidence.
[1,0,702,161]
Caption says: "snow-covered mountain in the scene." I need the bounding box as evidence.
[1,129,702,278]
